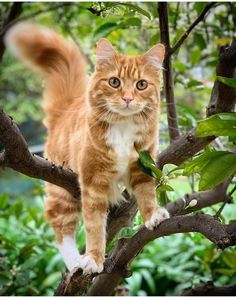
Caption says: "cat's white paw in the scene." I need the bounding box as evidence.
[145,207,170,230]
[79,254,103,274]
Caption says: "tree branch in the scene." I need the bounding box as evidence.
[0,109,80,199]
[68,214,236,296]
[158,40,236,169]
[0,3,71,38]
[0,2,23,61]
[170,2,216,55]
[158,2,180,141]
[183,282,236,296]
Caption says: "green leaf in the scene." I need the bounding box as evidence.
[196,113,236,137]
[194,32,207,50]
[190,48,201,66]
[0,271,11,286]
[140,269,156,295]
[121,17,141,27]
[117,3,151,19]
[183,151,232,176]
[40,272,61,289]
[158,191,171,206]
[186,80,203,89]
[193,2,208,14]
[149,33,159,46]
[156,184,174,192]
[93,22,117,39]
[222,251,236,268]
[138,151,162,179]
[215,268,235,277]
[229,135,236,143]
[173,61,187,72]
[199,152,236,190]
[218,76,236,88]
[0,194,9,209]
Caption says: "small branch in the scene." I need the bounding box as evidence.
[158,40,236,169]
[0,2,23,61]
[87,6,105,16]
[170,2,216,55]
[158,2,180,141]
[183,281,236,296]
[214,181,236,218]
[173,2,180,31]
[167,179,231,216]
[0,3,71,37]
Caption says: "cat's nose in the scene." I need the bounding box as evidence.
[121,96,134,106]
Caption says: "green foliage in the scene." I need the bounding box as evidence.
[1,1,236,296]
[196,113,236,137]
[138,151,162,179]
[183,151,236,191]
[218,76,236,88]
[0,194,63,295]
[125,232,236,296]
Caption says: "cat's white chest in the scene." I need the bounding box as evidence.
[106,120,143,204]
[106,120,139,176]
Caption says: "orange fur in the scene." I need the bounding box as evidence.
[5,22,169,272]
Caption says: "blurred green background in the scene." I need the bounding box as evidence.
[0,2,236,295]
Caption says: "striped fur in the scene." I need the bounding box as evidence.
[5,23,169,273]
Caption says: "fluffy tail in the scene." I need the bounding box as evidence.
[5,22,87,128]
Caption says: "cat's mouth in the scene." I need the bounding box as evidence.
[109,103,146,117]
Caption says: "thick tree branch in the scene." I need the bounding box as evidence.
[170,2,216,55]
[158,2,180,141]
[183,282,236,296]
[158,40,236,169]
[0,109,80,199]
[54,214,236,296]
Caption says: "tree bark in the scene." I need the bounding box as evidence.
[158,2,180,141]
[183,282,236,296]
[0,2,23,61]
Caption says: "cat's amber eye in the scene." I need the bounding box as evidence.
[136,80,148,90]
[108,77,121,88]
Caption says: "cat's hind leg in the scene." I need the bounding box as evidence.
[44,183,81,271]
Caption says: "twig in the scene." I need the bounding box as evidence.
[0,3,72,37]
[0,2,23,61]
[183,281,236,296]
[173,2,180,31]
[170,2,216,55]
[214,181,236,218]
[158,2,180,141]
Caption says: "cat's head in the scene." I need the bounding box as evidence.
[89,39,165,120]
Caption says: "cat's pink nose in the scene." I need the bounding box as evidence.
[122,96,134,106]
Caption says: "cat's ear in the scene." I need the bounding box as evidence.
[96,38,116,61]
[144,44,165,69]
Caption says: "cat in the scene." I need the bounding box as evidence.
[5,22,170,274]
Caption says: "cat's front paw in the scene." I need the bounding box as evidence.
[145,207,170,230]
[80,254,104,274]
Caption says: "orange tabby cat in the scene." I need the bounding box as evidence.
[5,22,169,274]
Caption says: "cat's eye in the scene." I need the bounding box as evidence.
[108,77,121,88]
[136,80,148,90]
